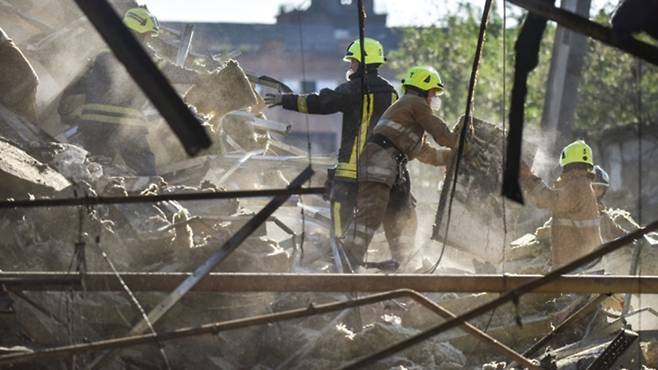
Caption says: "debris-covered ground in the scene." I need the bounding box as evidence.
[2,93,657,368]
[1,0,658,369]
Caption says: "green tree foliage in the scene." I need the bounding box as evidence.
[575,11,658,132]
[390,3,657,133]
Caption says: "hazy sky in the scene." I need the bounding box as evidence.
[139,0,612,27]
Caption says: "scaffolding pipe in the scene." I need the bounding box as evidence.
[2,272,658,294]
[0,289,539,369]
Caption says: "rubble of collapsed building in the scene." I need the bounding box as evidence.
[1,1,658,370]
[3,91,658,368]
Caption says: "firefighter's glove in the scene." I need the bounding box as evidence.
[264,93,283,107]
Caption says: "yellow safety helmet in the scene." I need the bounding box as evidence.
[401,66,445,95]
[123,7,159,34]
[559,140,594,167]
[343,37,386,65]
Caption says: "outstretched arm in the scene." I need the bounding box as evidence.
[520,162,579,212]
[267,85,351,115]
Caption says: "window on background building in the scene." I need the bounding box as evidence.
[301,80,316,93]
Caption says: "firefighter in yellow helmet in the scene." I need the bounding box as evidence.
[520,140,603,268]
[123,6,160,36]
[341,65,457,271]
[264,37,397,270]
[59,6,203,175]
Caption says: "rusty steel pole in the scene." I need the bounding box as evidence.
[3,272,658,294]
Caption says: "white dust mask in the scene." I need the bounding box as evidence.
[430,96,442,112]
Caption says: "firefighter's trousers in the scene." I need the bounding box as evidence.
[341,181,417,269]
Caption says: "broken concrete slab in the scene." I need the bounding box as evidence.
[0,139,70,197]
[0,104,52,150]
[184,59,257,123]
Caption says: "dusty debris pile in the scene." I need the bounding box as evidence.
[431,116,539,267]
[2,93,658,369]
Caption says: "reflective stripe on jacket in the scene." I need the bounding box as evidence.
[373,94,457,155]
[280,70,397,180]
[64,48,199,128]
[79,103,146,126]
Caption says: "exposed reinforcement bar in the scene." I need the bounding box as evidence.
[3,272,658,294]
